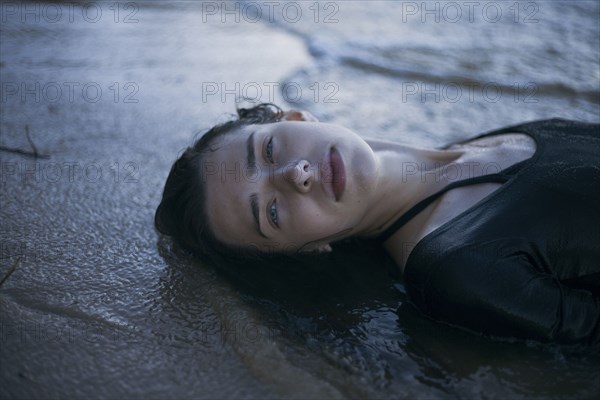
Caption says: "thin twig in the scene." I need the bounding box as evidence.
[0,256,21,288]
[25,125,39,157]
[0,126,49,159]
[0,145,49,159]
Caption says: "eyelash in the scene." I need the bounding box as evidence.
[269,199,279,227]
[265,136,279,227]
[265,137,274,163]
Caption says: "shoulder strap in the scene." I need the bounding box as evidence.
[375,173,510,244]
[378,122,547,244]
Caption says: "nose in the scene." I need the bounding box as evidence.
[282,159,312,193]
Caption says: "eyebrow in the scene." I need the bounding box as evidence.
[247,131,266,239]
[250,193,267,239]
[247,131,256,167]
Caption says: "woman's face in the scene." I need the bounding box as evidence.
[203,121,380,254]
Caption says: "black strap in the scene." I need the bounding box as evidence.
[375,173,510,244]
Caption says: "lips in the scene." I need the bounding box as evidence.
[329,147,346,201]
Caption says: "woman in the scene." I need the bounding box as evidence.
[155,103,600,345]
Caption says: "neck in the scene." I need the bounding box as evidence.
[356,139,465,238]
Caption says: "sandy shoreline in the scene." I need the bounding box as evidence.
[1,3,317,398]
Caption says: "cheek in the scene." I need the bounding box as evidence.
[289,200,345,236]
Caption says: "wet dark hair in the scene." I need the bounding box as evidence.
[154,103,292,265]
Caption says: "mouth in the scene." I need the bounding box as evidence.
[329,147,346,201]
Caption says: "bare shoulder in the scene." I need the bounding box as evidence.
[446,132,536,151]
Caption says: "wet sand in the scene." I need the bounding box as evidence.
[0,2,319,398]
[1,1,599,399]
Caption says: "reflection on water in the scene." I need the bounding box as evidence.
[158,236,600,399]
[1,1,599,399]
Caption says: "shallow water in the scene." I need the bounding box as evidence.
[1,1,599,399]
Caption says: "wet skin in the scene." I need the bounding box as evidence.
[202,121,381,253]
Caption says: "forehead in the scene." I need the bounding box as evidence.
[202,125,259,246]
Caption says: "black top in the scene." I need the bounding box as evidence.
[377,119,600,344]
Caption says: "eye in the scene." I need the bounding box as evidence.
[269,199,279,227]
[265,137,274,163]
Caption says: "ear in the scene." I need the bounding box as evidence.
[281,110,319,122]
[300,243,332,254]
